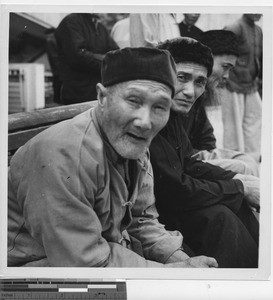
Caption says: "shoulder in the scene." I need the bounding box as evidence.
[224,18,242,35]
[59,13,82,25]
[13,109,103,169]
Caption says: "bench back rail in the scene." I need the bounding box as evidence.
[8,101,97,164]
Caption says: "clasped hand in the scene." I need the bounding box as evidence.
[233,174,260,213]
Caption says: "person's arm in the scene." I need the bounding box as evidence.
[150,134,244,213]
[127,156,184,263]
[55,15,118,72]
[127,156,217,268]
[223,19,241,36]
[130,14,159,47]
[190,105,216,152]
[233,174,260,212]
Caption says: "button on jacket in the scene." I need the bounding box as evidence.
[8,108,183,267]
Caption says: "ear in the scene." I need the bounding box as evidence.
[96,83,107,108]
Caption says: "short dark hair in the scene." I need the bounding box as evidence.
[157,37,214,77]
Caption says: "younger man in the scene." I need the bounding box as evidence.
[152,38,259,268]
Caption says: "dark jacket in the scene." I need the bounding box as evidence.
[182,101,216,153]
[150,111,244,223]
[55,14,118,104]
[178,22,203,40]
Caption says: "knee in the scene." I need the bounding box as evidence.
[205,205,238,228]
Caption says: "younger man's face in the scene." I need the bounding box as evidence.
[172,62,207,114]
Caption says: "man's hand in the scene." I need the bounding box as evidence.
[165,256,218,268]
[233,174,260,212]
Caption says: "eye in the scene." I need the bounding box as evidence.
[223,64,233,71]
[195,78,207,87]
[177,74,189,83]
[127,97,141,106]
[153,101,170,114]
[154,105,167,112]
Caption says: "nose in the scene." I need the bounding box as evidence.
[183,82,194,98]
[133,106,152,130]
[222,70,229,80]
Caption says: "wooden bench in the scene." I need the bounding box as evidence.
[8,101,97,164]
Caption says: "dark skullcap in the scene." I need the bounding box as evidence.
[101,47,177,97]
[199,30,239,56]
[157,37,213,77]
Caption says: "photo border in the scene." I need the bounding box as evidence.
[1,1,272,298]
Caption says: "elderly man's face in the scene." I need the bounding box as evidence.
[211,54,237,88]
[172,62,207,114]
[97,80,172,159]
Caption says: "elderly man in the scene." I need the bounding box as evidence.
[151,38,259,268]
[182,30,259,176]
[8,47,217,268]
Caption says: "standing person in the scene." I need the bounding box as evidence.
[8,47,218,268]
[45,28,63,104]
[184,30,259,176]
[110,17,130,49]
[130,13,181,47]
[222,14,263,163]
[55,13,119,105]
[151,37,260,268]
[178,14,203,40]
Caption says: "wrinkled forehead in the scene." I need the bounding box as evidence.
[176,62,208,77]
[110,79,173,96]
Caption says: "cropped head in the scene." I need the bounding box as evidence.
[157,37,213,114]
[200,30,239,87]
[96,47,177,159]
[244,14,262,23]
[183,14,200,26]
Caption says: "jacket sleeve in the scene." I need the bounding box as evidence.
[150,135,244,213]
[224,20,241,36]
[130,14,159,47]
[127,156,184,264]
[190,105,216,152]
[55,15,118,72]
[10,134,168,268]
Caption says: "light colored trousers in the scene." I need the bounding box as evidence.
[221,89,262,163]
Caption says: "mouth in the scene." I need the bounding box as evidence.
[126,132,149,143]
[175,99,192,105]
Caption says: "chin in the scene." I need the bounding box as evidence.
[115,144,148,160]
[171,104,189,115]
